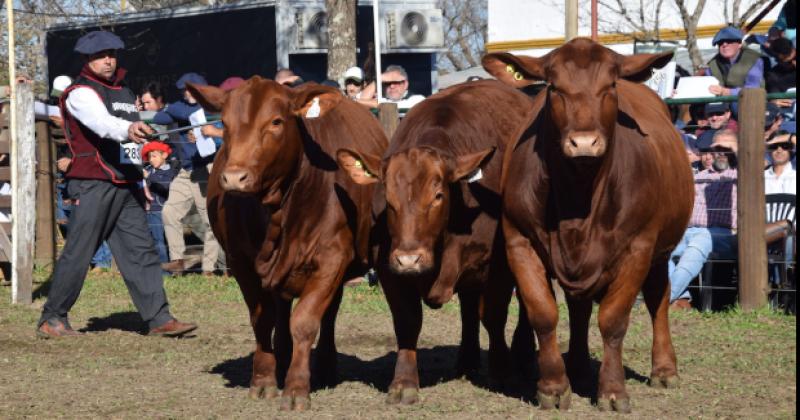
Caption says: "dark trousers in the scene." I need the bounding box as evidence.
[146,210,169,264]
[40,179,173,330]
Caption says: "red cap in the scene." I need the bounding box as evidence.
[220,76,245,91]
[141,141,172,161]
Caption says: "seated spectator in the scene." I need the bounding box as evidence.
[381,65,425,108]
[142,141,179,265]
[140,82,166,112]
[703,102,738,135]
[705,26,765,97]
[765,131,796,194]
[669,130,739,309]
[275,68,303,87]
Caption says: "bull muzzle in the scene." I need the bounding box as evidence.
[564,131,607,158]
[220,168,255,192]
[390,248,431,274]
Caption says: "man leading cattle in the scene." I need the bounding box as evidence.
[37,31,197,338]
[483,38,693,412]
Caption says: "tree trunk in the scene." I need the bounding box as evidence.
[326,0,357,83]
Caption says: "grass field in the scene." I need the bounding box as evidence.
[0,271,795,419]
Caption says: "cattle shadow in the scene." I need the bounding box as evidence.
[209,346,649,406]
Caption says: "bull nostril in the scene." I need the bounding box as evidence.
[592,137,598,146]
[221,174,229,184]
[570,138,578,148]
[396,254,422,267]
[238,173,248,183]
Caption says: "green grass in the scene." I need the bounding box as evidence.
[0,271,795,419]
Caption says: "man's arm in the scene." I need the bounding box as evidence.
[66,87,153,143]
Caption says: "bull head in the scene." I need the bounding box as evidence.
[483,38,672,160]
[338,131,493,274]
[186,78,343,196]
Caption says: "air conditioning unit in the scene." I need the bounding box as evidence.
[385,9,445,50]
[295,8,328,49]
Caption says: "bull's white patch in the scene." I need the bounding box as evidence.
[306,97,321,119]
[467,168,482,183]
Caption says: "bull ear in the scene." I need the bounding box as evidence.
[290,83,344,119]
[186,82,226,113]
[452,147,495,181]
[619,51,674,83]
[336,148,382,185]
[482,52,546,88]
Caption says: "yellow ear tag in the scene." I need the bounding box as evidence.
[514,72,524,81]
[506,64,515,73]
[354,160,362,168]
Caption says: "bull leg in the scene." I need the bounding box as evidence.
[565,296,593,392]
[274,296,292,388]
[314,283,344,388]
[504,223,570,410]
[457,289,481,377]
[280,247,351,411]
[380,269,423,405]
[642,259,679,389]
[595,247,652,414]
[510,277,537,377]
[480,271,514,389]
[233,270,279,400]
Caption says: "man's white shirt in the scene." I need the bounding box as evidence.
[66,87,132,142]
[764,165,796,195]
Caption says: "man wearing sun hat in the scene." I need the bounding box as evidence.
[705,25,765,97]
[37,30,197,339]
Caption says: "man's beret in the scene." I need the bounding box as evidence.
[74,31,125,55]
[712,26,744,46]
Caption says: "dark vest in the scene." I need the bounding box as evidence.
[709,48,764,89]
[61,67,143,184]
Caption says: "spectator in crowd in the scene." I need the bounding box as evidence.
[275,68,303,87]
[142,141,179,265]
[343,66,366,100]
[765,131,796,194]
[705,26,765,97]
[669,130,739,310]
[140,82,165,112]
[38,30,196,338]
[154,73,221,276]
[381,65,426,108]
[705,102,737,133]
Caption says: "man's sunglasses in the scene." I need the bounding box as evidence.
[768,142,795,151]
[383,80,406,87]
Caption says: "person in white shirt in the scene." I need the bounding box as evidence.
[764,131,796,195]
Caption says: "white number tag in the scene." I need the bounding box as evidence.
[120,142,142,166]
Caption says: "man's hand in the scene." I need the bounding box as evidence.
[708,85,730,96]
[128,121,154,144]
[773,98,794,107]
[49,115,64,129]
[201,124,224,138]
[56,157,72,173]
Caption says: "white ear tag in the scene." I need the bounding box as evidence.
[467,168,483,183]
[306,97,321,119]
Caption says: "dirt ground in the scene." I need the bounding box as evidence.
[0,273,795,419]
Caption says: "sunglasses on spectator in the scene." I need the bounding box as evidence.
[707,111,727,117]
[383,80,406,87]
[768,142,794,151]
[718,39,741,46]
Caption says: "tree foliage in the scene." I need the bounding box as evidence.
[437,0,487,73]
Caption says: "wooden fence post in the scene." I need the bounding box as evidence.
[34,121,55,268]
[11,80,35,305]
[737,88,768,311]
[378,102,399,139]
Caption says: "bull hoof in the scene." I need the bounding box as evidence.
[279,394,310,411]
[387,386,419,405]
[649,373,679,389]
[248,385,278,400]
[537,387,571,411]
[597,395,631,413]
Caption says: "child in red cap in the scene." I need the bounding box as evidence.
[142,141,178,265]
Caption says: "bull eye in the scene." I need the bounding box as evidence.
[432,191,445,206]
[271,118,284,126]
